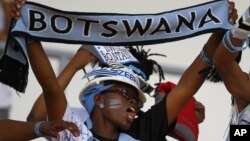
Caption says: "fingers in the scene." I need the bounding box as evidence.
[63,121,80,137]
[11,0,27,20]
[195,101,205,111]
[52,120,80,137]
[194,101,205,123]
[19,0,27,5]
[11,5,20,20]
[72,48,97,71]
[39,120,80,139]
[228,1,235,14]
[228,1,238,24]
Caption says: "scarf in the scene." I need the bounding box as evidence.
[0,0,233,92]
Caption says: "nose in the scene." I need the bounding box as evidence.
[127,99,138,107]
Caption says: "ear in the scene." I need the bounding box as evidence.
[94,94,103,105]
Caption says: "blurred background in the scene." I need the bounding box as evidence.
[1,0,249,141]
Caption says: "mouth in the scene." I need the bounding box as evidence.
[126,107,136,123]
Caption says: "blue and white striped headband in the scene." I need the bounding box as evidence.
[80,82,113,113]
[79,66,147,113]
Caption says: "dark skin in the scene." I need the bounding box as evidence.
[25,36,215,138]
[30,34,222,137]
[0,119,80,141]
[214,43,249,112]
[0,0,11,40]
[156,81,205,124]
[12,0,95,122]
[160,2,238,125]
[213,2,250,112]
[27,47,96,122]
[12,0,238,140]
[194,100,205,123]
[92,83,140,139]
[26,41,67,121]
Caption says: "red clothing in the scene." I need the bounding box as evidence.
[156,81,199,141]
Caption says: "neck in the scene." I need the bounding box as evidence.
[91,109,119,140]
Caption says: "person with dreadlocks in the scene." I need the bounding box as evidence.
[125,45,166,82]
[26,32,227,141]
[12,1,238,141]
[26,40,212,141]
[127,45,205,141]
[27,45,205,141]
[17,2,238,141]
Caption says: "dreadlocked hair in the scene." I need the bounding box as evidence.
[198,51,242,83]
[126,45,166,82]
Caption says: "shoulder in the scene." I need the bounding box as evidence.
[63,104,90,124]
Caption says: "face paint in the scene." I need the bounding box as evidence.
[107,99,122,109]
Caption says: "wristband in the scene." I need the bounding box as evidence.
[199,48,212,65]
[34,121,46,137]
[223,31,248,52]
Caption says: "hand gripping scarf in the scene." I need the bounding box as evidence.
[0,0,233,92]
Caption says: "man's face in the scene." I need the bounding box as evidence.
[99,83,141,130]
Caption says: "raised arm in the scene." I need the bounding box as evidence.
[11,0,73,121]
[213,5,250,110]
[167,1,238,126]
[12,0,97,121]
[12,0,65,120]
[27,41,67,120]
[27,48,97,121]
[166,31,223,126]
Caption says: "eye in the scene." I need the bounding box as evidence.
[119,89,131,100]
[119,89,142,108]
[101,88,143,108]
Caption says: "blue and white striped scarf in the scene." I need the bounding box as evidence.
[0,0,234,92]
[12,0,232,45]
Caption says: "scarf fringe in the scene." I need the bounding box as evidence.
[0,55,28,93]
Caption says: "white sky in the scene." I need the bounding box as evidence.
[9,0,250,141]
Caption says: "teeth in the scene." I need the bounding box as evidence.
[127,107,135,113]
[130,107,135,112]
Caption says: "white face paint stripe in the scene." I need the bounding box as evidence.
[107,99,122,109]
